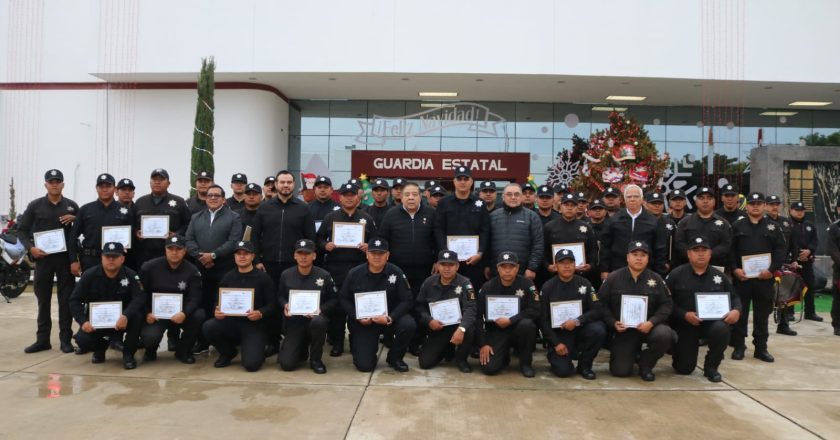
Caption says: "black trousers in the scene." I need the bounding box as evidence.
[546,321,607,377]
[141,309,207,357]
[731,279,774,351]
[418,325,475,369]
[278,315,329,370]
[609,324,672,377]
[348,315,416,372]
[672,319,731,374]
[800,262,817,315]
[479,318,538,375]
[33,253,75,344]
[74,313,142,356]
[832,278,840,330]
[263,261,293,346]
[202,318,267,372]
[458,263,486,293]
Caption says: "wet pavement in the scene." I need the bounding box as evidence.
[2,293,839,439]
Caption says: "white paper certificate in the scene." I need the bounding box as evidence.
[354,290,388,319]
[742,253,771,278]
[695,293,731,320]
[333,222,365,248]
[33,229,67,254]
[552,242,586,265]
[218,288,255,316]
[101,225,132,249]
[550,300,583,328]
[152,293,183,319]
[620,295,649,328]
[429,298,462,326]
[446,235,479,261]
[89,301,122,329]
[141,215,170,239]
[485,296,520,321]
[288,289,320,316]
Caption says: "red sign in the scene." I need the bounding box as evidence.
[351,151,531,181]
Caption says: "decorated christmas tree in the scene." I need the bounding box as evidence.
[189,57,216,198]
[570,112,669,195]
[546,134,588,189]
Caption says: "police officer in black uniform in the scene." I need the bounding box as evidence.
[202,241,276,371]
[602,187,622,217]
[263,176,276,199]
[277,239,336,374]
[361,178,392,227]
[765,194,797,335]
[339,238,415,372]
[673,186,732,270]
[729,192,787,363]
[644,192,674,271]
[116,178,139,270]
[18,169,79,354]
[667,236,741,382]
[317,182,376,357]
[309,176,339,223]
[69,173,133,275]
[390,178,406,206]
[415,250,477,372]
[827,198,840,336]
[187,170,214,215]
[543,193,599,288]
[599,185,668,278]
[69,242,144,368]
[540,249,605,379]
[476,251,540,377]
[666,189,688,225]
[534,185,560,226]
[226,173,247,212]
[599,241,673,381]
[478,181,498,213]
[434,166,491,291]
[239,183,262,230]
[716,184,746,226]
[139,235,205,364]
[428,185,446,209]
[133,168,192,265]
[789,201,822,321]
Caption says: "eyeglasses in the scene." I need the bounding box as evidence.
[207,194,224,199]
[503,193,522,198]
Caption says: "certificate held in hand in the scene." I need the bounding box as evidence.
[152,293,183,319]
[141,215,170,239]
[102,225,132,249]
[446,235,479,261]
[333,222,365,248]
[485,296,519,321]
[218,288,255,316]
[551,243,585,265]
[288,290,320,316]
[550,300,582,328]
[620,295,648,328]
[741,253,771,279]
[33,229,67,254]
[695,293,731,320]
[429,298,462,326]
[354,290,388,319]
[89,301,122,329]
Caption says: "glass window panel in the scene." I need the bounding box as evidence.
[810,110,840,141]
[475,101,516,140]
[405,101,443,136]
[553,104,593,139]
[477,137,511,153]
[740,108,776,146]
[515,102,553,138]
[298,101,330,135]
[289,106,302,136]
[406,136,440,151]
[666,107,704,142]
[440,137,477,152]
[299,135,329,172]
[515,138,553,178]
[776,111,812,145]
[330,101,368,136]
[625,106,666,142]
[707,124,740,145]
[328,136,362,172]
[288,134,302,172]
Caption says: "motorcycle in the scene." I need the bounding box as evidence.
[0,221,31,302]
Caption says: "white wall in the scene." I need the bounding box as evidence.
[0,88,288,215]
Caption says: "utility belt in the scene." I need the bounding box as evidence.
[81,248,101,257]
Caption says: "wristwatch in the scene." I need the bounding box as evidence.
[211,252,217,260]
[458,326,467,333]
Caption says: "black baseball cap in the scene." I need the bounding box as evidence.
[231,173,247,184]
[294,239,316,253]
[196,170,213,180]
[668,189,687,200]
[117,178,135,189]
[165,235,187,249]
[576,192,588,203]
[746,192,765,204]
[151,168,170,179]
[645,192,664,203]
[766,195,781,204]
[554,248,576,263]
[102,242,125,256]
[264,176,276,185]
[537,185,553,197]
[497,251,519,266]
[480,181,497,192]
[96,173,115,186]
[521,183,536,193]
[721,184,738,196]
[437,250,459,264]
[589,198,606,209]
[431,186,446,196]
[627,241,650,254]
[372,178,389,190]
[392,178,406,188]
[245,183,261,194]
[687,236,711,250]
[561,193,577,205]
[367,238,389,253]
[602,187,620,198]
[339,183,359,194]
[554,184,569,194]
[791,201,806,210]
[425,180,438,190]
[695,187,714,198]
[454,166,471,178]
[44,169,64,182]
[234,241,255,253]
[315,176,332,187]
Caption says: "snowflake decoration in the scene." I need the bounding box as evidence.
[178,281,187,291]
[316,278,324,287]
[120,278,129,287]
[168,200,176,207]
[715,220,723,226]
[659,162,697,210]
[578,286,588,294]
[546,150,582,188]
[455,286,463,295]
[120,207,128,215]
[388,274,397,284]
[647,279,657,287]
[475,200,483,207]
[713,275,722,285]
[767,224,776,231]
[579,226,588,233]
[515,289,524,297]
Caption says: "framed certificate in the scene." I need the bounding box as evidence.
[485,295,519,321]
[429,298,462,326]
[551,242,585,265]
[218,288,255,316]
[620,295,648,328]
[354,290,388,319]
[288,289,320,316]
[33,229,67,254]
[141,215,170,239]
[102,225,132,249]
[332,222,365,248]
[550,300,582,328]
[89,301,122,329]
[742,253,771,278]
[152,293,183,319]
[446,235,479,261]
[695,293,731,320]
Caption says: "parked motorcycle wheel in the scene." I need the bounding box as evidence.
[0,263,31,299]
